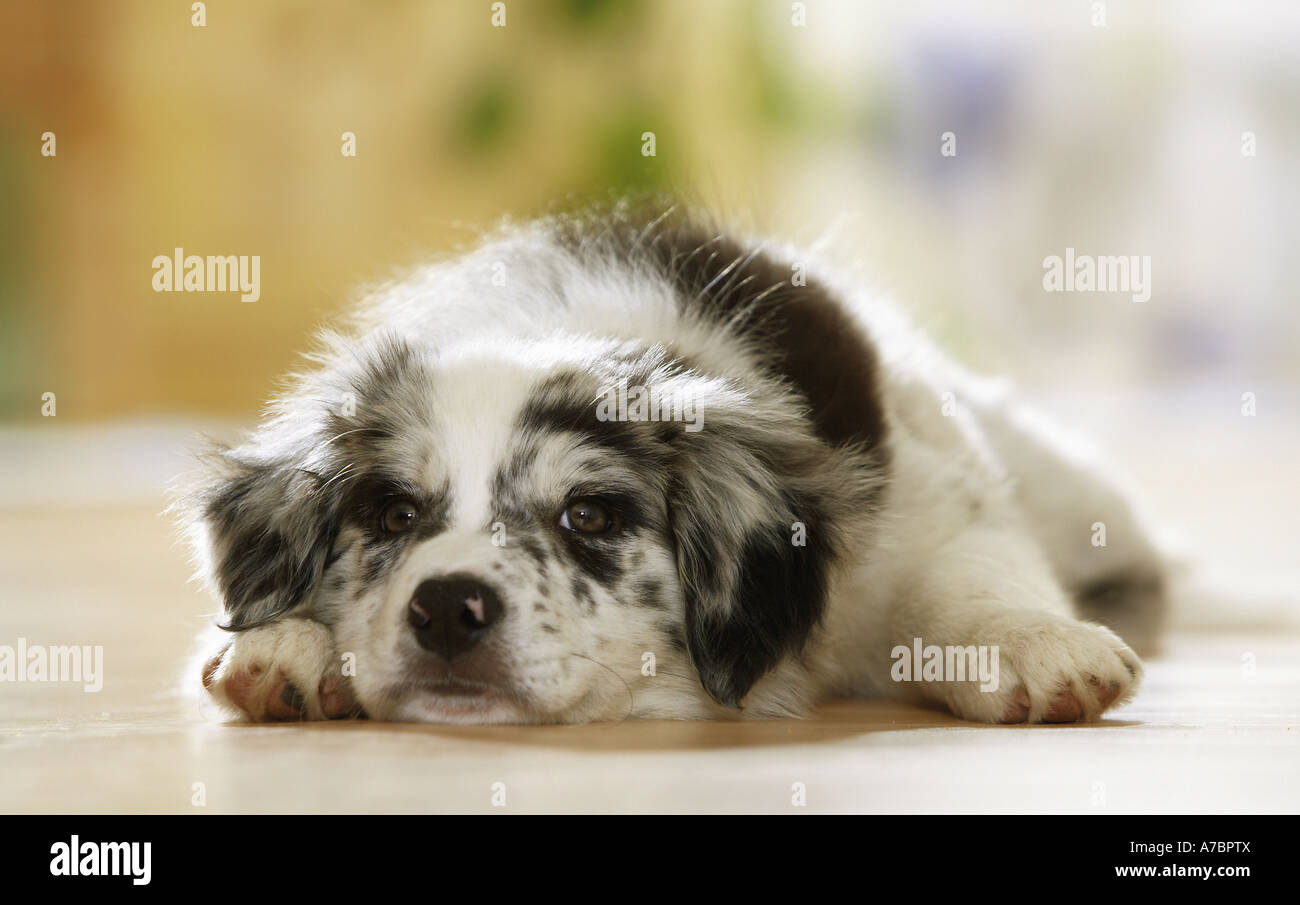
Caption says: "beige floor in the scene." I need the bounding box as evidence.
[1,500,1297,814]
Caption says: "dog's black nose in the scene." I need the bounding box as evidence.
[407,576,504,661]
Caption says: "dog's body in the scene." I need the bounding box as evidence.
[185,203,1166,724]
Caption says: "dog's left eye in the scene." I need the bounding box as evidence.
[380,499,420,534]
[560,498,612,534]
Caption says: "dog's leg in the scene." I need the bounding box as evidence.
[889,522,1143,723]
[201,618,359,721]
[967,388,1170,655]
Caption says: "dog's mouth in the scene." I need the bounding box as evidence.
[419,678,500,699]
[393,674,531,723]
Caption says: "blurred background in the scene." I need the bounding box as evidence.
[0,0,1297,618]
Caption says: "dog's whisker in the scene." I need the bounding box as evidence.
[319,426,389,447]
[569,652,635,723]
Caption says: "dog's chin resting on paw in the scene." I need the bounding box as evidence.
[180,201,1166,726]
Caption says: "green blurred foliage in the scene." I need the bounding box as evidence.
[549,0,646,31]
[450,74,520,155]
[591,106,671,191]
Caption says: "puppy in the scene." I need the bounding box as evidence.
[181,201,1166,724]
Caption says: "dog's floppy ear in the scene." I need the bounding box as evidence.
[668,406,851,708]
[188,448,341,631]
[180,335,428,631]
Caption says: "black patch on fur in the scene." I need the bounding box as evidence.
[570,574,595,612]
[357,549,399,590]
[553,202,888,456]
[559,534,625,588]
[678,512,833,708]
[502,531,553,582]
[519,536,549,566]
[203,461,342,631]
[222,529,321,621]
[514,371,677,467]
[634,578,666,609]
[664,625,688,654]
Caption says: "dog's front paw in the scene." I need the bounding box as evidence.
[947,614,1143,724]
[201,619,358,721]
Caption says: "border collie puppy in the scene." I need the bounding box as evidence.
[182,201,1166,724]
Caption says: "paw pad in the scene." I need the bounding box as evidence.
[264,678,307,721]
[1042,688,1083,723]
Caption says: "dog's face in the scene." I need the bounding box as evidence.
[317,337,704,724]
[192,327,861,723]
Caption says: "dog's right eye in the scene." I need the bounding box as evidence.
[380,499,420,534]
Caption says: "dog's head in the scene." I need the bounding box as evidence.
[185,213,886,722]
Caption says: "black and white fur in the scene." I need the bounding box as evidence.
[182,202,1166,725]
